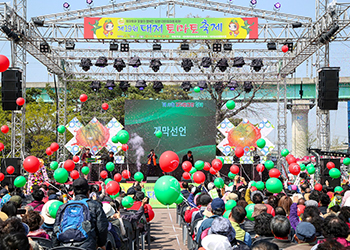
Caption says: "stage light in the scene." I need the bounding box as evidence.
[95,56,108,67]
[251,58,264,72]
[217,58,229,72]
[232,57,245,67]
[284,42,294,52]
[119,81,130,92]
[63,2,70,10]
[1,25,21,42]
[292,22,302,28]
[181,59,193,72]
[250,0,257,7]
[113,58,126,72]
[274,2,281,11]
[32,17,44,26]
[214,81,224,92]
[223,43,232,51]
[105,80,116,90]
[267,42,277,50]
[120,43,129,52]
[197,80,208,90]
[201,57,212,68]
[213,43,222,52]
[227,80,238,90]
[153,44,162,51]
[40,42,50,53]
[319,24,340,44]
[243,81,253,93]
[153,81,164,93]
[129,57,141,68]
[90,81,101,92]
[181,81,192,92]
[65,39,75,50]
[150,59,162,72]
[110,43,119,51]
[135,80,147,90]
[181,43,189,50]
[79,58,93,71]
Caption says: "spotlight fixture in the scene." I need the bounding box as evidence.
[95,56,108,67]
[273,2,281,11]
[232,57,245,67]
[153,44,162,51]
[214,81,224,92]
[213,43,222,52]
[251,58,264,72]
[217,58,229,72]
[113,58,126,72]
[181,59,193,72]
[63,2,70,10]
[267,42,277,50]
[243,81,253,93]
[129,57,141,68]
[150,59,162,72]
[181,81,192,92]
[227,80,238,90]
[105,80,116,90]
[90,81,101,92]
[292,22,302,28]
[119,81,130,92]
[181,43,189,50]
[120,43,129,52]
[284,42,294,52]
[79,58,93,71]
[40,42,50,53]
[32,17,44,26]
[109,42,119,51]
[135,80,147,90]
[223,43,232,51]
[1,25,21,42]
[250,0,257,7]
[197,80,208,90]
[65,39,75,50]
[319,24,340,44]
[201,57,212,68]
[153,81,164,93]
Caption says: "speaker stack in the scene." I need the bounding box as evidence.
[1,68,22,111]
[318,67,340,110]
[1,158,21,189]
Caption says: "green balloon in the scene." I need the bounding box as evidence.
[214,178,224,188]
[264,160,274,170]
[281,149,289,157]
[329,168,341,179]
[57,125,66,134]
[300,164,306,171]
[228,182,234,187]
[226,100,236,110]
[256,181,265,190]
[225,200,237,211]
[105,178,113,185]
[50,161,59,170]
[155,131,163,138]
[14,176,26,188]
[110,193,120,199]
[223,210,231,219]
[245,203,255,221]
[154,175,181,205]
[122,196,134,208]
[54,168,69,184]
[307,164,314,168]
[218,157,225,165]
[175,195,184,204]
[228,172,236,180]
[134,172,144,182]
[266,178,283,193]
[81,166,90,175]
[307,166,316,175]
[194,160,204,171]
[111,135,118,143]
[117,130,130,144]
[344,158,350,166]
[49,201,64,219]
[334,186,343,193]
[256,138,266,149]
[106,162,115,172]
[189,167,197,174]
[250,181,256,187]
[194,86,201,93]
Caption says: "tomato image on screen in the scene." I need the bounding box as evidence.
[76,120,110,148]
[227,121,261,148]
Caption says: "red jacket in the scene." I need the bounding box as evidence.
[184,206,201,223]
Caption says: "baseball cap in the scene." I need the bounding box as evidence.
[296,222,316,242]
[73,178,89,192]
[252,204,267,218]
[9,195,22,206]
[211,198,225,212]
[102,203,116,218]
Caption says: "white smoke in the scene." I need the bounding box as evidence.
[128,133,145,171]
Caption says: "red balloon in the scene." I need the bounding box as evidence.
[326,162,335,170]
[182,172,191,180]
[235,147,244,158]
[16,97,25,106]
[314,183,323,191]
[182,161,192,172]
[122,144,129,151]
[101,170,108,179]
[203,162,211,171]
[23,156,40,173]
[106,181,120,195]
[98,184,102,192]
[122,170,131,179]
[282,45,289,53]
[64,160,75,172]
[6,166,14,175]
[70,170,80,180]
[159,151,179,173]
[256,164,265,173]
[114,173,122,182]
[0,143,4,152]
[50,142,59,152]
[212,159,223,171]
[1,125,9,134]
[0,173,4,182]
[286,154,297,164]
[79,94,88,102]
[193,171,205,184]
[251,186,258,192]
[0,55,9,72]
[73,156,80,163]
[46,147,53,156]
[102,103,109,110]
[209,167,218,175]
[230,164,240,175]
[147,207,155,222]
[289,163,301,176]
[269,168,281,178]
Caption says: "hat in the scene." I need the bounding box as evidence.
[211,198,225,212]
[305,200,318,207]
[9,195,22,206]
[48,194,58,200]
[199,194,212,205]
[73,178,89,192]
[252,204,267,218]
[226,193,238,202]
[102,203,116,218]
[202,234,232,250]
[209,217,236,243]
[0,211,8,221]
[41,200,56,225]
[296,222,316,242]
[208,182,215,191]
[203,203,213,217]
[0,188,8,196]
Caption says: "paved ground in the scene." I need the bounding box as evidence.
[149,208,187,250]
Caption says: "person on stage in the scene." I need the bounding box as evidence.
[182,150,194,165]
[145,149,157,179]
[80,147,92,180]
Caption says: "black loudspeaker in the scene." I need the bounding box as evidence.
[1,158,21,189]
[320,158,341,187]
[1,69,22,111]
[318,67,340,110]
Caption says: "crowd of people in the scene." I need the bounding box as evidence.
[178,174,350,250]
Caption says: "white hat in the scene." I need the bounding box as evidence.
[102,203,115,218]
[202,234,232,250]
[40,200,56,225]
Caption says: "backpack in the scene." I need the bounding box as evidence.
[55,198,91,243]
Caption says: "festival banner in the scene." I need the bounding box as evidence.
[84,17,258,40]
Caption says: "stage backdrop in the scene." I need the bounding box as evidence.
[125,100,216,179]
